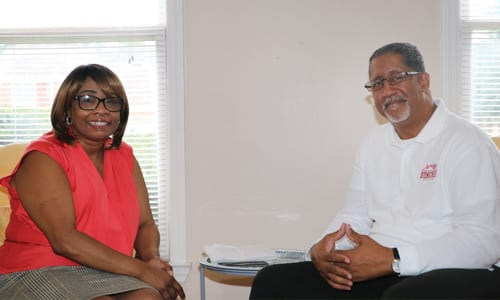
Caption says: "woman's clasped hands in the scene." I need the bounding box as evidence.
[141,257,185,300]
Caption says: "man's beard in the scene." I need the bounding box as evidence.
[383,97,410,124]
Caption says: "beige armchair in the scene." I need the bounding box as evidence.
[493,137,500,150]
[0,143,28,245]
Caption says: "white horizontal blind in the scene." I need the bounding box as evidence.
[460,0,500,136]
[0,1,170,258]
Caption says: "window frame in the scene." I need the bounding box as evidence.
[441,0,462,115]
[165,0,189,281]
[441,0,500,136]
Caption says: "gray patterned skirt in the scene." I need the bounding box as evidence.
[0,266,155,300]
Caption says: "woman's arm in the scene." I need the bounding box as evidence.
[131,155,185,298]
[132,156,162,262]
[14,151,184,299]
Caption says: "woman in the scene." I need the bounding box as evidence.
[0,64,185,300]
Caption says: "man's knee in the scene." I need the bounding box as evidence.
[382,268,500,299]
[251,264,284,296]
[251,262,317,299]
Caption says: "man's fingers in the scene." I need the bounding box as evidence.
[321,270,353,291]
[330,281,353,291]
[345,224,364,246]
[317,260,353,291]
[329,251,351,264]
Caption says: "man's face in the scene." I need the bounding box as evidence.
[368,53,426,126]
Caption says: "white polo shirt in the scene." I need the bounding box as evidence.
[315,99,500,276]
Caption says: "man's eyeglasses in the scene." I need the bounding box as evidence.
[75,95,123,112]
[364,71,422,92]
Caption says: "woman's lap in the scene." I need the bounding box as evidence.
[0,266,154,300]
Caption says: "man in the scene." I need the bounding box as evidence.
[250,42,500,299]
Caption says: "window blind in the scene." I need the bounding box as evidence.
[0,1,171,258]
[460,0,500,136]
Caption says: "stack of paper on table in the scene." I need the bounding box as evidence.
[203,244,278,267]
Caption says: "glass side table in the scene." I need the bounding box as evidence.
[199,249,305,300]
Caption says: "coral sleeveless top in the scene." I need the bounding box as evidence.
[0,132,140,274]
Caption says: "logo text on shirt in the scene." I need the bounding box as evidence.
[420,163,437,180]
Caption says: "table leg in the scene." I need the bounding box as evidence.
[200,264,206,300]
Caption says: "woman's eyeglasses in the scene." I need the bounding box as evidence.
[75,95,123,112]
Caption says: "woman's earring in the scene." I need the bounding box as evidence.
[65,115,72,125]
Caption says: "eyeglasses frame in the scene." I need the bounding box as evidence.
[74,94,123,112]
[364,71,422,92]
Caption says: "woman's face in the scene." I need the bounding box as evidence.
[69,77,121,145]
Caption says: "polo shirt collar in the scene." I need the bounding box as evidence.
[390,98,447,147]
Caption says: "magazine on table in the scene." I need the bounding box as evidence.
[203,244,305,268]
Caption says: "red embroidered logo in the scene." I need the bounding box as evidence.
[420,163,437,180]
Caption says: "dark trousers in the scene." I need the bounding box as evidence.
[249,262,500,299]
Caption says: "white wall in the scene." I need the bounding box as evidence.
[182,0,442,299]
